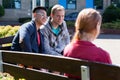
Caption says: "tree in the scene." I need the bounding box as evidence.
[0,4,5,17]
[102,4,120,23]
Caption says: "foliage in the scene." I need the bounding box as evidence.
[0,72,26,80]
[66,20,120,30]
[101,19,120,29]
[66,21,75,28]
[94,0,103,9]
[0,4,5,17]
[0,25,20,38]
[47,6,53,16]
[102,4,120,23]
[0,72,15,80]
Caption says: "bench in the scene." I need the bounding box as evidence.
[0,36,14,50]
[0,50,120,80]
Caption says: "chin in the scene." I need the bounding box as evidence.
[58,22,63,25]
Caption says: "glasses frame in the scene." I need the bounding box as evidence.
[36,13,47,19]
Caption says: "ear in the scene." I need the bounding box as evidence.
[33,13,37,17]
[50,13,53,17]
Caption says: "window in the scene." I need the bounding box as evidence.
[94,0,103,9]
[36,0,40,6]
[111,0,120,7]
[3,0,21,9]
[45,0,49,8]
[111,0,117,4]
[67,0,76,9]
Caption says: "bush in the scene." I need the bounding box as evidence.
[0,4,5,17]
[102,19,120,29]
[0,72,26,80]
[102,4,120,23]
[0,25,20,38]
[0,72,15,80]
[66,21,75,28]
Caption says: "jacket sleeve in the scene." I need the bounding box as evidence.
[19,24,32,52]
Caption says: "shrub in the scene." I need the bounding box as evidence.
[0,72,26,80]
[0,72,15,80]
[0,4,5,17]
[101,19,120,29]
[0,25,20,38]
[102,4,120,23]
[66,21,75,28]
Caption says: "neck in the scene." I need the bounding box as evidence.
[35,21,42,31]
[51,19,58,28]
[81,32,95,42]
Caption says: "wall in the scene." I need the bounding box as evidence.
[0,0,111,21]
[0,0,32,21]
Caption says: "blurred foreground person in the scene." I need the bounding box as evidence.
[63,8,112,80]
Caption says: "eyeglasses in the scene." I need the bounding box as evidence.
[36,13,47,19]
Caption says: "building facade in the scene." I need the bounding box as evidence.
[0,0,111,21]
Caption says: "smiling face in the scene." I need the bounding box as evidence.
[35,10,47,25]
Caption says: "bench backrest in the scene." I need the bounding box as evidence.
[0,50,120,80]
[0,36,14,50]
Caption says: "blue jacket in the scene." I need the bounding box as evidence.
[11,20,44,53]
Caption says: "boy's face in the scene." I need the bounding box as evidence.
[35,10,47,25]
[51,10,65,25]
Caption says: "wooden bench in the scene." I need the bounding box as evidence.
[0,36,14,50]
[0,50,120,80]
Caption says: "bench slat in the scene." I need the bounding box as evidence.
[0,36,14,44]
[3,63,71,80]
[1,50,120,80]
[0,46,11,50]
[0,36,14,50]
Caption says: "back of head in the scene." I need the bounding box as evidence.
[51,4,65,15]
[73,8,102,41]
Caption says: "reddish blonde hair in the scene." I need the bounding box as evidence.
[72,8,102,41]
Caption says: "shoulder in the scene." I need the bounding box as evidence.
[98,47,109,55]
[40,21,51,31]
[97,47,112,63]
[62,21,67,26]
[21,21,35,30]
[63,42,75,56]
[19,21,36,36]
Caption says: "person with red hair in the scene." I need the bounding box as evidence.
[63,8,112,80]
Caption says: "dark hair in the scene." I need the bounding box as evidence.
[32,6,47,13]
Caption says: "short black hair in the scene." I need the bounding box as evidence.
[32,6,47,13]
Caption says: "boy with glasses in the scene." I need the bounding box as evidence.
[11,6,47,53]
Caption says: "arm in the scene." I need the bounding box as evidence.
[19,24,33,52]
